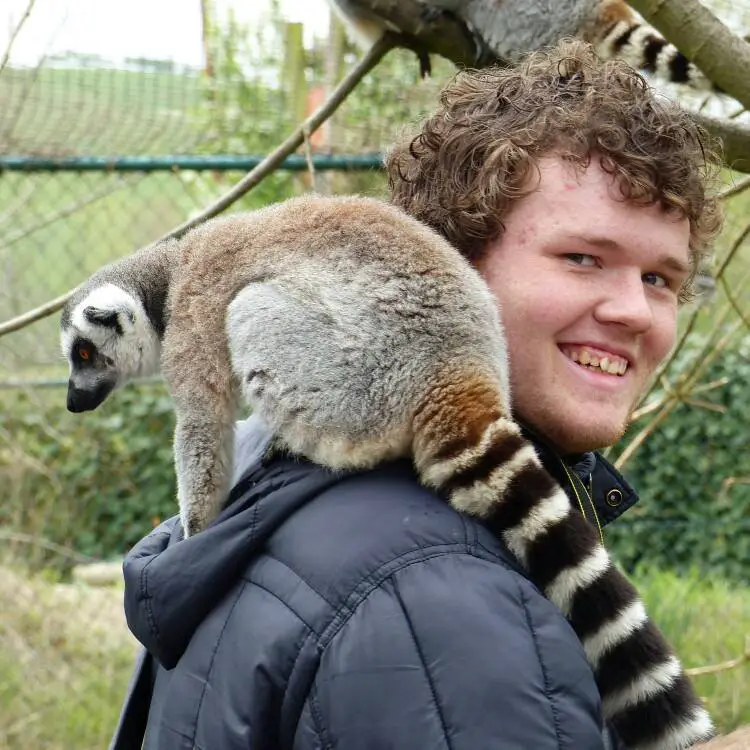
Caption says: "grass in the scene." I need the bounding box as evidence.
[635,567,750,731]
[0,565,137,750]
[0,562,747,749]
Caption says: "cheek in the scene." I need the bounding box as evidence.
[646,310,679,365]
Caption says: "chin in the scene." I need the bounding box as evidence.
[537,419,627,454]
[562,426,625,453]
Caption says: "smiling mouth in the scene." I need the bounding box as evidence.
[560,346,629,376]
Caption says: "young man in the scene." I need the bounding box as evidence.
[111,41,723,749]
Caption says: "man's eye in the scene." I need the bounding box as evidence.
[565,253,597,267]
[643,272,668,288]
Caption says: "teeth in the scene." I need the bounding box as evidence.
[564,347,628,376]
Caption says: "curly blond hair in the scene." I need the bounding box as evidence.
[387,40,723,301]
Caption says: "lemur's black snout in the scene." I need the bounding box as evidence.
[66,380,114,412]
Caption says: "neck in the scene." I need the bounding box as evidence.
[127,239,178,340]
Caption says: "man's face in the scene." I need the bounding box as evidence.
[478,156,691,453]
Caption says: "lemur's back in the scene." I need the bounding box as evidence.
[168,195,510,469]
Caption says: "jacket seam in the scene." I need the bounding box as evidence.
[139,554,164,649]
[232,577,322,748]
[474,539,525,575]
[249,578,319,636]
[319,546,518,648]
[319,546,465,645]
[392,579,454,750]
[517,579,563,749]
[269,542,486,639]
[190,581,246,746]
[307,684,334,750]
[260,556,338,611]
[459,513,477,554]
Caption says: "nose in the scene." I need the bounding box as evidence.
[593,274,653,333]
[67,385,93,412]
[67,382,104,412]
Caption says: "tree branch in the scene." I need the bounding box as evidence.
[627,0,750,109]
[693,112,750,173]
[161,32,395,242]
[0,0,38,74]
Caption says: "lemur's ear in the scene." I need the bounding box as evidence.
[83,306,122,332]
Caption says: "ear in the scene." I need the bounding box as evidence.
[83,305,123,332]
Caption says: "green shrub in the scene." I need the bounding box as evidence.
[1,382,176,566]
[607,334,750,583]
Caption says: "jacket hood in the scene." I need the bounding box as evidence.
[122,416,342,669]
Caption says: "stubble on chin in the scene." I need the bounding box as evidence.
[518,404,630,455]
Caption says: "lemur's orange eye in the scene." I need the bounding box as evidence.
[79,346,90,360]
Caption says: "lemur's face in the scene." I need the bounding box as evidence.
[64,331,118,412]
[60,283,160,413]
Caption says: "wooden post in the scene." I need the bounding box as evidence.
[283,22,307,126]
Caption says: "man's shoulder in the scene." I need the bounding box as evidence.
[232,417,569,636]
[244,452,526,626]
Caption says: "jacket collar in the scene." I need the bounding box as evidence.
[519,424,639,528]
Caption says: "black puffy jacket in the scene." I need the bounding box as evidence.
[113,416,638,750]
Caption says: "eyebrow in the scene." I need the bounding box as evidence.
[571,234,690,276]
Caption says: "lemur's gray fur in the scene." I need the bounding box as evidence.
[328,0,717,91]
[61,195,713,749]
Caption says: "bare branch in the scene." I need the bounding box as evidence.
[614,400,675,470]
[715,217,750,280]
[693,112,750,174]
[0,530,99,564]
[301,124,318,193]
[719,175,750,200]
[0,181,37,225]
[0,0,38,74]
[627,0,750,109]
[0,290,76,337]
[161,33,396,242]
[685,636,749,677]
[720,275,750,331]
[0,175,136,252]
[621,303,744,469]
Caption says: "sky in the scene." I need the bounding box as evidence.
[1,0,331,67]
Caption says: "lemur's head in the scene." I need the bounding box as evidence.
[60,283,161,413]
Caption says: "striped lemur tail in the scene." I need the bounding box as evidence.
[412,369,714,750]
[589,0,715,92]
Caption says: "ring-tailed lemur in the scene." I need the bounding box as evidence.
[329,0,717,91]
[61,195,714,750]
